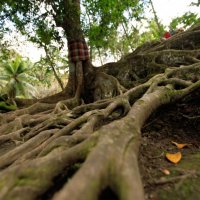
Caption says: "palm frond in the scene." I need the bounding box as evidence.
[16,81,37,98]
[4,64,15,75]
[16,82,26,97]
[17,73,36,83]
[0,56,35,99]
[0,75,10,81]
[12,56,21,73]
[17,61,27,74]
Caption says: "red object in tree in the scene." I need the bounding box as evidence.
[164,32,171,39]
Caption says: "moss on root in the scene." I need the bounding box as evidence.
[155,152,200,200]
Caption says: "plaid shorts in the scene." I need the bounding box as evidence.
[68,40,89,62]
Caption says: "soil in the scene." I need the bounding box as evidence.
[139,90,200,200]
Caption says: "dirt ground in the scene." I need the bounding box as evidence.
[139,90,200,200]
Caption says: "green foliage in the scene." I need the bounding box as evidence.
[169,12,200,30]
[0,56,36,99]
[83,0,148,58]
[191,0,200,7]
[139,20,165,44]
[0,101,17,111]
[0,0,149,62]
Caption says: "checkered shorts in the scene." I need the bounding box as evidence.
[68,40,90,62]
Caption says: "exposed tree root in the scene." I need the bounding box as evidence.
[0,25,200,200]
[0,62,199,200]
[101,26,200,89]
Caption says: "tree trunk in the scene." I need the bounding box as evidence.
[61,0,90,99]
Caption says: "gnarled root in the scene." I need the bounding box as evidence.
[0,63,199,200]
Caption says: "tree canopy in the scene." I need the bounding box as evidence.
[0,0,151,61]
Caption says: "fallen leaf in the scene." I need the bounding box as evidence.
[161,168,170,175]
[166,152,182,164]
[171,141,191,149]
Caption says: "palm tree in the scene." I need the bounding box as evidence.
[0,56,36,105]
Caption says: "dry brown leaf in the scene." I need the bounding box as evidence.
[166,152,182,164]
[161,168,170,175]
[171,141,191,149]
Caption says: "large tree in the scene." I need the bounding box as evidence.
[0,1,200,200]
[0,0,146,104]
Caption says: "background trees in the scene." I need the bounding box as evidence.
[0,56,36,102]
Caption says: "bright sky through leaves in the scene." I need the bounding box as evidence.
[6,0,200,62]
[151,0,199,25]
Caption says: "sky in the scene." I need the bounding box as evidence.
[9,0,200,62]
[150,0,199,25]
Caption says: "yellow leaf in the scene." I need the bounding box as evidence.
[166,152,182,164]
[171,141,191,149]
